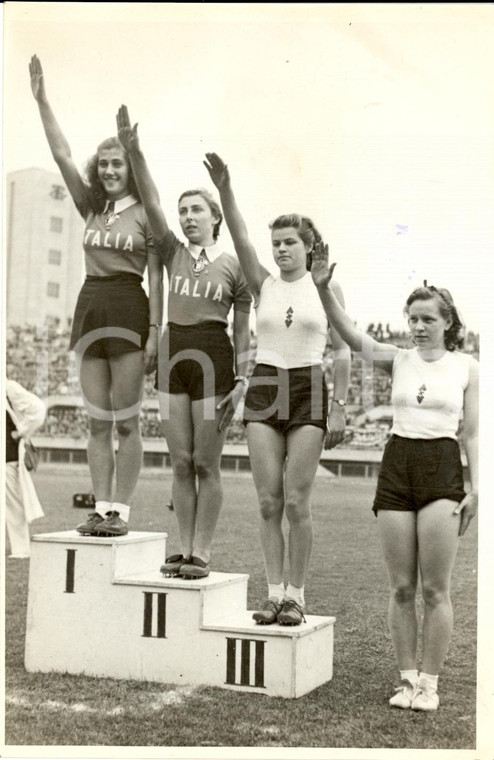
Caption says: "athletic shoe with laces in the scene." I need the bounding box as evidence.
[411,680,440,711]
[252,599,283,625]
[92,511,128,537]
[389,679,418,709]
[277,598,306,625]
[160,554,189,577]
[76,511,105,535]
[179,556,210,578]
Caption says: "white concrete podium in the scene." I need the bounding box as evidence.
[25,531,335,698]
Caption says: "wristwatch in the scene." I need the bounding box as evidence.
[332,399,346,408]
[234,375,249,387]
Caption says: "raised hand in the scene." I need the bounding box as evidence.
[311,241,337,290]
[116,105,140,152]
[203,152,230,190]
[29,55,47,102]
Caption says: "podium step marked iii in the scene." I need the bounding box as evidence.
[25,531,335,698]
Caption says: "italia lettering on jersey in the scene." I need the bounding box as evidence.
[84,229,134,252]
[169,274,223,302]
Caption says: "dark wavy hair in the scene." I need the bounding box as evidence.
[84,137,141,213]
[178,188,223,241]
[269,214,322,270]
[404,282,465,351]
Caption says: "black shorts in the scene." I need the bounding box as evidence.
[373,435,466,514]
[156,322,235,400]
[70,274,149,359]
[243,363,328,435]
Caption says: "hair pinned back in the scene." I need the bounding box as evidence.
[269,214,322,270]
[178,188,223,240]
[405,283,465,350]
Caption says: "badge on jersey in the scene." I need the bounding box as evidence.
[192,250,207,277]
[104,211,119,230]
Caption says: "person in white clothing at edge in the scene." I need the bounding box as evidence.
[204,152,351,626]
[5,379,46,559]
[311,242,479,711]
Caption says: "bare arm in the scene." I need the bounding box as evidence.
[143,251,164,375]
[203,153,270,298]
[311,242,399,374]
[217,310,253,431]
[29,55,87,212]
[325,281,352,449]
[454,358,479,535]
[116,105,170,252]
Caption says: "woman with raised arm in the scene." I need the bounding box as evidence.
[311,243,479,711]
[204,153,351,625]
[116,108,252,579]
[29,56,163,536]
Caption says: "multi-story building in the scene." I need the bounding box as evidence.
[6,167,84,328]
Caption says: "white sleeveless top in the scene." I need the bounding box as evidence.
[254,272,328,369]
[391,348,474,440]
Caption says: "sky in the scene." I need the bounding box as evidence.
[3,2,493,335]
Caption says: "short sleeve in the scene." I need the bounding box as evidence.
[154,229,183,267]
[233,266,253,313]
[140,208,157,254]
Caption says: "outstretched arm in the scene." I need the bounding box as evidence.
[29,55,87,212]
[116,105,170,250]
[311,242,399,374]
[204,152,269,298]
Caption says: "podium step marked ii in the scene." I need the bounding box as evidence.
[25,531,335,698]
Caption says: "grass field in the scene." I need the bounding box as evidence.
[4,466,478,750]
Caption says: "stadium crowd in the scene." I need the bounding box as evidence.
[6,323,479,450]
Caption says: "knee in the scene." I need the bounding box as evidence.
[422,583,449,608]
[192,454,219,480]
[115,417,139,438]
[391,582,417,605]
[88,417,113,440]
[258,492,284,522]
[284,495,310,526]
[173,453,194,480]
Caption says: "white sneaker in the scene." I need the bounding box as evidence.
[389,679,418,709]
[411,681,439,711]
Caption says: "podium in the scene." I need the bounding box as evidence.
[25,531,335,699]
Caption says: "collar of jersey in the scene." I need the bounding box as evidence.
[103,195,138,214]
[188,241,224,263]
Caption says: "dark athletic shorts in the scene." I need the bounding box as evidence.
[372,434,466,515]
[243,363,328,435]
[156,321,235,400]
[70,273,149,359]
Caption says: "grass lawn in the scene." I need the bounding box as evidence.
[4,467,478,750]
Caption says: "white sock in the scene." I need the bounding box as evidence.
[95,500,112,518]
[111,502,130,522]
[286,583,305,607]
[419,672,438,690]
[400,669,419,685]
[267,583,285,603]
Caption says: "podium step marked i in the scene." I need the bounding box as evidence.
[24,531,336,698]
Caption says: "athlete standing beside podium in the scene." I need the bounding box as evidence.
[311,243,479,711]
